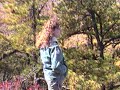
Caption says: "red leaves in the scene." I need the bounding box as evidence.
[0,78,43,90]
[0,80,21,90]
[27,82,43,90]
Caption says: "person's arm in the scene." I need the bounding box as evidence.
[50,45,63,73]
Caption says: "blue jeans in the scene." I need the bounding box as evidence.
[46,76,65,90]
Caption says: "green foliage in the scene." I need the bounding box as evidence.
[64,47,120,90]
[55,0,120,59]
[0,0,120,90]
[0,0,47,81]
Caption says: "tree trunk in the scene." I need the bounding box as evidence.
[99,42,104,59]
[101,83,106,90]
[32,0,37,46]
[108,82,114,90]
[112,40,116,59]
[88,9,105,59]
[3,71,6,81]
[87,34,94,50]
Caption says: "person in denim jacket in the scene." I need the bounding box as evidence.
[36,17,68,90]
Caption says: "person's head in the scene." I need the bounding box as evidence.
[36,17,61,48]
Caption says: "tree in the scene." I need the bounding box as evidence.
[55,0,120,59]
[0,0,49,81]
[54,0,120,90]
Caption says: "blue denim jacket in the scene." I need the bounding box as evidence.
[40,38,67,80]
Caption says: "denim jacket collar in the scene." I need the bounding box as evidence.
[49,37,58,46]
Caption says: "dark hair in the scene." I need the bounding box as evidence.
[52,23,59,30]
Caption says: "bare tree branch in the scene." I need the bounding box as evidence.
[103,22,117,36]
[0,49,30,61]
[104,35,120,46]
[113,82,120,89]
[66,29,92,38]
[92,10,103,39]
[87,9,101,44]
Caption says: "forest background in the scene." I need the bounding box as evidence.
[0,0,120,90]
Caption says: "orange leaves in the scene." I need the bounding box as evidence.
[115,61,120,67]
[63,34,88,49]
[35,31,42,48]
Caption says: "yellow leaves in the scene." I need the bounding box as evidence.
[63,34,88,49]
[106,74,115,82]
[68,59,75,65]
[93,39,97,45]
[116,0,120,8]
[3,14,20,24]
[9,33,26,50]
[115,72,120,81]
[0,33,11,44]
[105,72,120,85]
[66,70,101,90]
[7,23,34,52]
[1,0,15,3]
[25,46,36,53]
[67,70,80,90]
[86,80,101,90]
[14,4,29,16]
[1,4,19,24]
[115,61,120,67]
[1,1,29,24]
[0,1,33,52]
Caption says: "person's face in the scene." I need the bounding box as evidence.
[53,27,61,38]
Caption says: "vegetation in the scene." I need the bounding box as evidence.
[0,0,120,90]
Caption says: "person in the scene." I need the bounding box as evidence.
[35,17,68,90]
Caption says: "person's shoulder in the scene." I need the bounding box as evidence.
[49,42,62,54]
[40,46,49,51]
